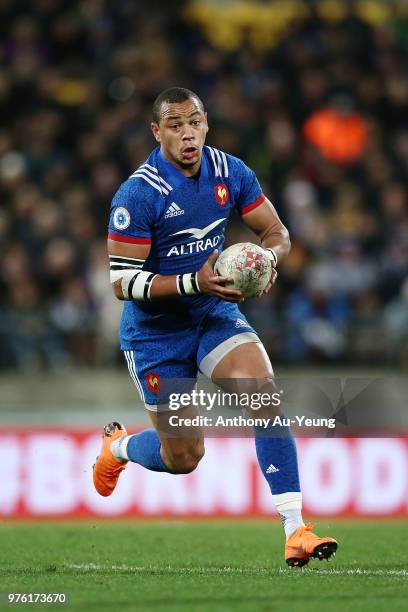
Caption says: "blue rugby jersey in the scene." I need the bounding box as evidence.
[108,146,265,348]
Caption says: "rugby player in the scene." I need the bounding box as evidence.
[93,87,338,566]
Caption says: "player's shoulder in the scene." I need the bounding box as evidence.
[113,149,171,206]
[203,146,253,180]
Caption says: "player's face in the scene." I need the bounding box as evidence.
[151,98,208,176]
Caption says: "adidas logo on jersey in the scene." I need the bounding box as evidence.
[235,319,248,329]
[165,202,185,219]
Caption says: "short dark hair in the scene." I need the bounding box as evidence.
[152,87,205,123]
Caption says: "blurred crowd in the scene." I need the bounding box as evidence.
[1,0,407,370]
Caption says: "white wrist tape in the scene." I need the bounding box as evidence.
[176,272,201,296]
[265,248,278,266]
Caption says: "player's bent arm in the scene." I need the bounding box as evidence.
[108,240,243,303]
[241,197,291,265]
[108,239,151,300]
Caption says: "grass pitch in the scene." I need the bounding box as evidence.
[0,520,407,611]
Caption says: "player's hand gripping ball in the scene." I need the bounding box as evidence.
[214,242,272,299]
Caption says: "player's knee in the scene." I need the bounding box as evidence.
[220,375,278,400]
[170,444,205,474]
[231,376,281,419]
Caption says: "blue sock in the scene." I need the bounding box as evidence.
[126,429,169,472]
[254,424,301,495]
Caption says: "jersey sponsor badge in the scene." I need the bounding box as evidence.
[146,372,161,395]
[170,218,225,240]
[113,207,131,230]
[214,183,229,206]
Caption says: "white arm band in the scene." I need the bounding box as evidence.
[109,255,157,301]
[128,271,157,300]
[264,248,278,266]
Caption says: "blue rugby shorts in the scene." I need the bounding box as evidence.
[123,300,260,411]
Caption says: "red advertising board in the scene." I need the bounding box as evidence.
[1,430,407,517]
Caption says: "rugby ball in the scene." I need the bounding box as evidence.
[214,242,272,298]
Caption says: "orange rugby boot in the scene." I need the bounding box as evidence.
[93,422,128,496]
[285,524,338,567]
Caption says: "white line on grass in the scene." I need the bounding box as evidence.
[65,564,408,578]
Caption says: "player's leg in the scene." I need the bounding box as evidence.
[110,401,205,475]
[197,302,337,566]
[93,412,204,497]
[93,334,204,495]
[93,396,204,497]
[118,349,204,473]
[148,406,205,474]
[211,341,305,539]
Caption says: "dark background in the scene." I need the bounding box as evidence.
[1,0,407,371]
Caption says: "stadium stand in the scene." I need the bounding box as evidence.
[0,0,407,369]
